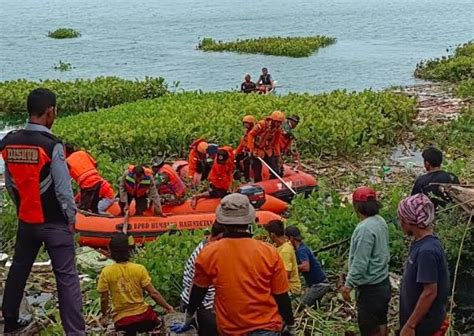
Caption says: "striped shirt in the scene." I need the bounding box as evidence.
[180,239,215,310]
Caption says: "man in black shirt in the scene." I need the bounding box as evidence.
[240,74,256,93]
[257,67,274,93]
[411,147,459,208]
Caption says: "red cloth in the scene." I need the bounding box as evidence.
[114,306,157,328]
[432,318,450,336]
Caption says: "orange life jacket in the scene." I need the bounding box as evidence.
[158,164,186,197]
[247,120,282,157]
[188,138,207,177]
[0,130,66,224]
[209,146,235,190]
[66,150,100,188]
[124,165,154,197]
[236,129,252,154]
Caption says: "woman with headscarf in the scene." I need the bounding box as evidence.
[398,193,450,336]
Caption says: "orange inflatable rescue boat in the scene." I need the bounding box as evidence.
[173,161,317,202]
[75,210,282,248]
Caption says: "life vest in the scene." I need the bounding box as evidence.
[66,150,100,187]
[188,138,207,177]
[209,146,235,190]
[124,165,153,197]
[259,74,272,85]
[0,130,66,224]
[158,164,186,197]
[236,129,252,154]
[248,120,281,157]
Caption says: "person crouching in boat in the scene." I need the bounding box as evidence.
[241,74,256,93]
[65,143,115,214]
[235,115,256,181]
[191,147,234,209]
[98,233,175,335]
[188,139,218,186]
[247,111,284,182]
[118,165,165,216]
[279,115,301,173]
[257,67,274,94]
[150,155,186,205]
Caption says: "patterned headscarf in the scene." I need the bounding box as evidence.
[397,193,435,229]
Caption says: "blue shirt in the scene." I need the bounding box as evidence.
[400,235,449,334]
[296,242,326,286]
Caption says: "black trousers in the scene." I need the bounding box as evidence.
[119,194,148,215]
[235,153,251,180]
[197,307,217,336]
[252,155,280,182]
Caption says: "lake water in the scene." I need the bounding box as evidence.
[0,0,473,93]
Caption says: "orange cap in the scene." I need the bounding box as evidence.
[197,142,209,154]
[269,110,285,122]
[243,115,256,124]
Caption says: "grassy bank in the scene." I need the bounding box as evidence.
[198,36,336,57]
[0,76,168,116]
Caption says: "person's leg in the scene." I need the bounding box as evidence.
[252,156,263,182]
[301,283,331,307]
[42,223,85,335]
[135,196,148,215]
[197,307,218,336]
[2,223,41,330]
[265,155,280,179]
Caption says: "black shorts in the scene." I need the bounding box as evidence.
[209,185,229,198]
[356,277,391,336]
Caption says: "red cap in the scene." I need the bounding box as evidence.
[353,187,377,202]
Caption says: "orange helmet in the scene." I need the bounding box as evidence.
[269,110,285,122]
[197,141,209,154]
[242,115,256,124]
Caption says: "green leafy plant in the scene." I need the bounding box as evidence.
[54,90,415,183]
[0,76,168,116]
[47,28,81,39]
[455,79,474,100]
[133,231,205,306]
[198,36,336,58]
[53,60,73,72]
[414,41,474,83]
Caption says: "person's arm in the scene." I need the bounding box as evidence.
[50,143,77,225]
[144,283,174,313]
[298,260,310,273]
[148,180,164,215]
[345,227,374,289]
[100,291,109,317]
[119,171,128,204]
[401,250,441,335]
[247,124,261,154]
[97,269,110,326]
[188,150,198,178]
[3,168,18,207]
[401,283,438,335]
[296,248,310,273]
[273,292,295,326]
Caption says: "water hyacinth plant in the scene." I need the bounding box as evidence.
[198,36,336,57]
[414,41,474,83]
[53,60,73,72]
[47,28,81,39]
[0,76,168,116]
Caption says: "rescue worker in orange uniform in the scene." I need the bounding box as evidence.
[191,146,235,209]
[247,111,285,182]
[187,138,218,186]
[119,165,164,216]
[65,144,115,214]
[279,115,301,172]
[151,155,186,205]
[0,88,85,334]
[235,115,255,181]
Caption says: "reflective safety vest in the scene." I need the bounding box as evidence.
[209,146,235,190]
[248,120,282,157]
[0,130,65,224]
[158,164,186,198]
[66,150,99,187]
[124,165,153,197]
[188,138,207,177]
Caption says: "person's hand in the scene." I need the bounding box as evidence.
[190,197,198,209]
[155,209,167,217]
[170,322,193,333]
[164,304,175,314]
[99,315,108,327]
[283,324,297,336]
[192,173,201,186]
[340,285,352,302]
[400,324,416,336]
